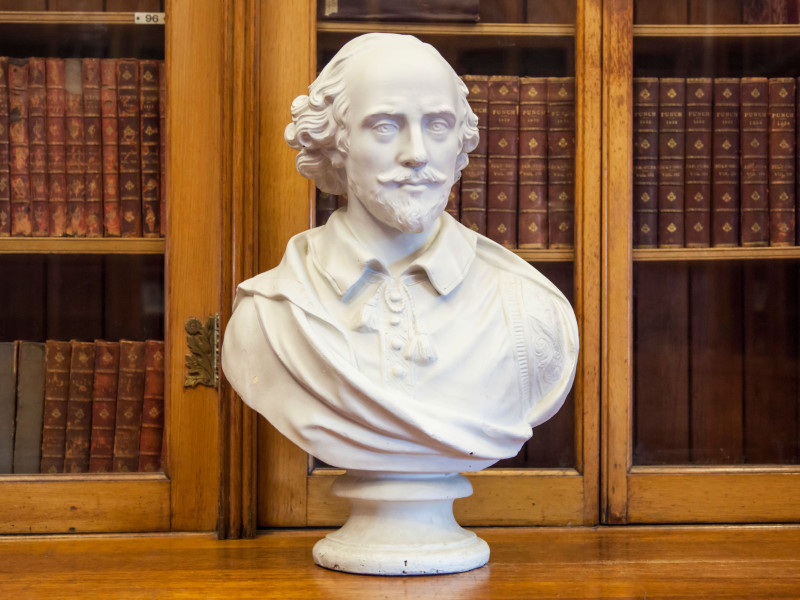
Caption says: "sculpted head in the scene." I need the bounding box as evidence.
[285,33,479,234]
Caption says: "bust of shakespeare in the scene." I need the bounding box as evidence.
[222,33,579,575]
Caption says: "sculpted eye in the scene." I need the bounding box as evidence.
[426,118,452,135]
[372,121,399,136]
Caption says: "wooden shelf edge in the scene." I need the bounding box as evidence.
[317,22,574,37]
[634,23,800,37]
[0,11,162,25]
[0,237,165,254]
[633,246,800,262]
[515,248,575,262]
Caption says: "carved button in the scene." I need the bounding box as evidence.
[391,364,407,379]
[388,290,403,303]
[389,315,402,326]
[390,336,404,351]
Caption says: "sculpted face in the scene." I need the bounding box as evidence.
[342,42,462,234]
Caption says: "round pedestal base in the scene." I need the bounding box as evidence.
[312,471,490,576]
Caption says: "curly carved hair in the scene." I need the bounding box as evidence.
[284,33,480,195]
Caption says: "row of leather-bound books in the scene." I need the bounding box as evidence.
[317,75,576,251]
[634,76,800,249]
[0,0,163,11]
[0,56,166,238]
[0,339,164,474]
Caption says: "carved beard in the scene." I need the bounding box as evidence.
[352,167,451,234]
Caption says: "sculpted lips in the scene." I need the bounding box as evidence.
[376,166,448,187]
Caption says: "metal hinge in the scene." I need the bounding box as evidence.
[184,313,220,389]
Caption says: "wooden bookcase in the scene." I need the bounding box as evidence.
[0,0,225,534]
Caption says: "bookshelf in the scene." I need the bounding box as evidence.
[0,0,221,534]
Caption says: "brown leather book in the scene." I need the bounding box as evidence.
[768,77,796,246]
[740,77,770,247]
[517,77,548,249]
[0,341,17,473]
[0,1,46,8]
[459,75,488,236]
[688,0,742,24]
[117,59,141,237]
[0,57,10,236]
[632,77,659,248]
[487,76,519,248]
[158,60,166,237]
[742,0,773,22]
[13,341,46,474]
[712,78,740,247]
[82,58,103,237]
[101,59,121,236]
[315,190,338,226]
[139,60,160,237]
[526,0,575,24]
[547,77,575,249]
[105,0,162,9]
[684,78,712,248]
[64,58,86,237]
[112,340,146,472]
[635,0,688,23]
[63,341,95,473]
[40,340,71,474]
[317,0,479,22]
[445,180,459,221]
[28,58,49,237]
[138,340,165,472]
[657,78,685,248]
[89,340,119,473]
[8,58,32,237]
[45,58,68,237]
[480,0,524,22]
[49,0,104,9]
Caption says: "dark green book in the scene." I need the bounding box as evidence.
[13,342,46,473]
[0,341,18,474]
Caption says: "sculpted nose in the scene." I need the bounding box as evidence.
[399,127,428,169]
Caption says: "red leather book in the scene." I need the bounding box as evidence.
[112,340,146,472]
[8,58,32,236]
[632,77,659,248]
[39,340,71,474]
[64,58,86,237]
[445,180,459,220]
[712,78,740,247]
[684,78,712,248]
[117,59,141,237]
[82,58,103,237]
[138,340,165,472]
[139,60,160,237]
[547,77,575,249]
[487,76,519,248]
[459,75,488,236]
[89,340,119,473]
[657,78,685,248]
[101,59,121,236]
[740,77,770,247]
[158,60,166,237]
[45,58,68,237]
[28,58,49,237]
[517,77,548,249]
[63,341,95,473]
[0,57,10,236]
[768,77,796,246]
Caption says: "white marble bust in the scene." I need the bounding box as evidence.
[221,33,579,574]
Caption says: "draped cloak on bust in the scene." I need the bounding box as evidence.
[222,210,579,473]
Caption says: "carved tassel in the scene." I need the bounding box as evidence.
[404,332,438,365]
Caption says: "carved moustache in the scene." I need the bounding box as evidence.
[376,166,448,186]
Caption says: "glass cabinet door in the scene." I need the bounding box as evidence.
[256,0,602,528]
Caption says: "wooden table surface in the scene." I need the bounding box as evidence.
[2,525,800,599]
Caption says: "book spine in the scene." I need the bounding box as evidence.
[64,58,86,237]
[547,76,575,249]
[28,58,49,236]
[315,190,339,226]
[768,77,796,246]
[89,340,119,473]
[140,60,160,237]
[158,60,166,237]
[445,180,459,220]
[101,59,121,236]
[0,341,17,473]
[63,341,95,473]
[712,78,741,247]
[517,77,548,249]
[657,77,686,248]
[13,341,46,474]
[684,78,712,248]
[459,75,488,236]
[740,77,770,246]
[742,0,773,22]
[118,59,142,237]
[632,77,659,248]
[40,340,71,473]
[45,58,68,237]
[0,57,9,236]
[8,59,32,236]
[138,340,165,472]
[82,58,103,237]
[113,340,146,472]
[487,75,519,248]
